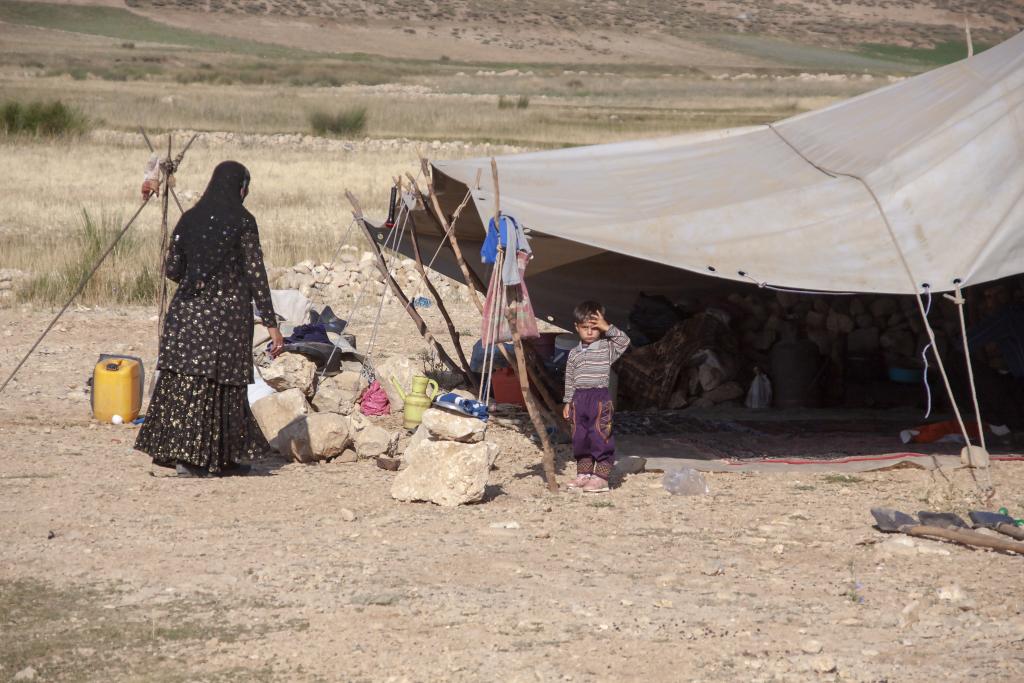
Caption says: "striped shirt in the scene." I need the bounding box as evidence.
[564,326,631,402]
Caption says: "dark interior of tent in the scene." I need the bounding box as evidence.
[381,171,1024,464]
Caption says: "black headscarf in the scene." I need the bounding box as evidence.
[170,161,255,298]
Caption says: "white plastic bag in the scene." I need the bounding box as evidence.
[247,367,276,406]
[745,367,772,410]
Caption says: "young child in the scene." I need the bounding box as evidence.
[562,301,630,492]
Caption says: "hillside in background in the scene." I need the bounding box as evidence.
[116,0,1021,64]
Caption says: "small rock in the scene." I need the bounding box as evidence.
[771,543,785,555]
[261,354,317,396]
[14,667,37,681]
[613,455,646,476]
[354,424,397,459]
[331,448,358,463]
[489,521,520,529]
[876,536,918,557]
[810,655,837,673]
[937,584,966,602]
[801,639,823,654]
[339,508,357,522]
[421,408,486,443]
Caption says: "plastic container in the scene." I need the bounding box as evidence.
[92,356,143,423]
[491,367,526,406]
[662,468,709,496]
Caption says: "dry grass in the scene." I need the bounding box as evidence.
[0,137,436,305]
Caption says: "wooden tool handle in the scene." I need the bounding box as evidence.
[909,525,1024,554]
[995,523,1024,542]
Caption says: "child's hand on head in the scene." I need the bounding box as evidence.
[589,310,610,333]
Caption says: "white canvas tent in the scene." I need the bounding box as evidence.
[408,30,1024,328]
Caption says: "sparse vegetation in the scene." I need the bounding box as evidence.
[309,106,368,137]
[0,99,89,137]
[498,95,530,109]
[17,210,159,306]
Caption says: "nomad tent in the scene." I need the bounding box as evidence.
[402,30,1024,329]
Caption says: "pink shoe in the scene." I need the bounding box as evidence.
[566,474,591,489]
[582,476,610,493]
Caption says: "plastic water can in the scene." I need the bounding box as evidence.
[92,356,143,423]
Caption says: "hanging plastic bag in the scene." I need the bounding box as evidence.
[745,367,772,410]
[482,251,538,343]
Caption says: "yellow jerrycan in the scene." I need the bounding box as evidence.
[390,374,439,429]
[92,355,144,423]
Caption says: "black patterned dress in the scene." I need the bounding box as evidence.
[135,161,278,473]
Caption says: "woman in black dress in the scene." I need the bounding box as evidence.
[136,161,285,477]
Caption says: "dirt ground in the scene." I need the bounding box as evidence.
[2,305,1024,682]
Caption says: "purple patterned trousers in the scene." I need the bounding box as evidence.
[569,387,615,480]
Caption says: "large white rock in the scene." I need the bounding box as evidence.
[373,355,421,412]
[275,413,352,463]
[261,353,317,396]
[421,408,486,443]
[312,370,366,415]
[250,388,310,446]
[391,440,493,507]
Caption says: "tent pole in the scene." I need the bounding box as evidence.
[491,158,559,492]
[345,190,468,383]
[407,212,478,393]
[418,158,485,316]
[417,161,562,423]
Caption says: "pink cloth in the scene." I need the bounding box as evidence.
[360,380,390,416]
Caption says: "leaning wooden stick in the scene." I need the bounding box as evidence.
[408,212,478,392]
[418,157,486,316]
[156,133,173,338]
[490,158,559,492]
[0,198,153,396]
[345,190,467,381]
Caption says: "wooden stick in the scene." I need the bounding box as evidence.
[491,158,558,492]
[345,190,467,381]
[0,199,153,396]
[419,157,485,316]
[408,212,478,392]
[416,161,561,419]
[156,133,173,339]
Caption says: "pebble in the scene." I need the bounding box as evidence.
[810,655,837,673]
[489,521,520,529]
[14,667,37,681]
[339,508,357,522]
[801,639,823,654]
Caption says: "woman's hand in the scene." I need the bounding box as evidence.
[268,327,285,358]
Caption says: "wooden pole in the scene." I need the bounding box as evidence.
[156,134,173,338]
[418,157,485,316]
[345,190,467,382]
[417,160,562,421]
[408,212,478,392]
[491,158,559,492]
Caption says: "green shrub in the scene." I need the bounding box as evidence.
[1,99,89,137]
[309,106,367,136]
[498,95,530,110]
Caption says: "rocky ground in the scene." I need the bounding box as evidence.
[2,304,1024,682]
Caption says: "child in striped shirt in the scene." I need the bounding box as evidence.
[562,301,631,492]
